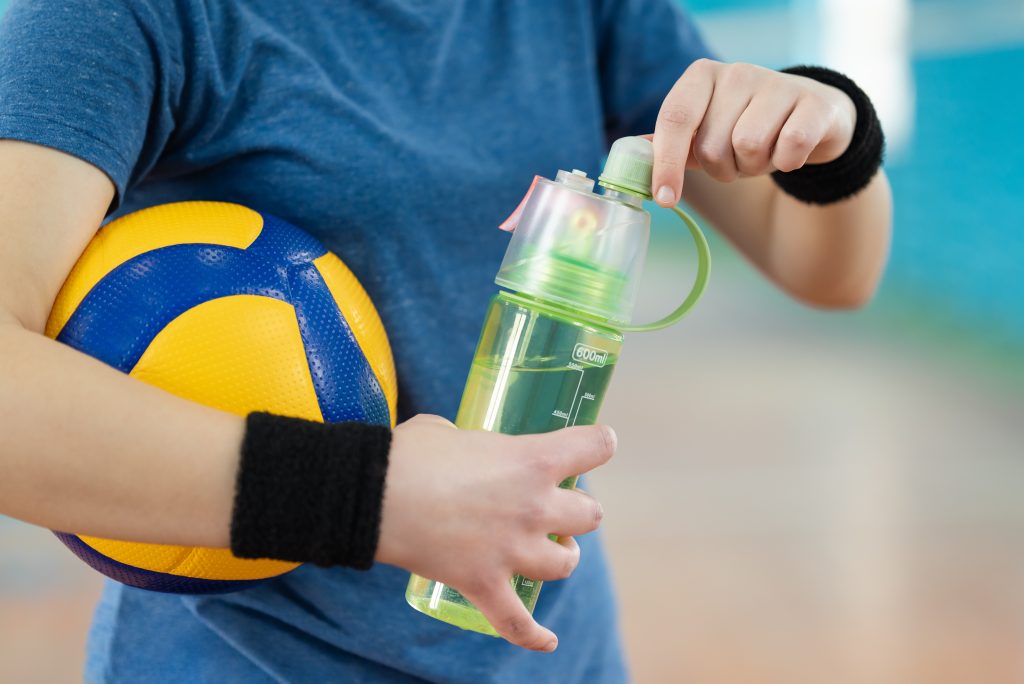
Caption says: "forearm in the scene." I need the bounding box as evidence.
[769,171,891,307]
[683,169,892,308]
[0,141,243,547]
[0,314,243,547]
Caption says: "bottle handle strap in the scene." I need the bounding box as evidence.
[618,205,711,333]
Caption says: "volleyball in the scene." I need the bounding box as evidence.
[44,201,397,593]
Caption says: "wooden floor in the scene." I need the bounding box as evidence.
[595,274,1024,684]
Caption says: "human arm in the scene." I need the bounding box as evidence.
[0,140,244,545]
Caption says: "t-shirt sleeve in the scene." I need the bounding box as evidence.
[595,0,716,143]
[0,0,184,208]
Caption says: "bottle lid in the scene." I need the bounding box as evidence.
[598,136,655,199]
[495,167,650,325]
[495,136,711,332]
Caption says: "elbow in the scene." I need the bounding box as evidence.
[790,222,891,311]
[841,274,883,309]
[779,172,893,311]
[810,284,877,311]
[838,289,876,311]
[0,308,28,334]
[790,263,885,311]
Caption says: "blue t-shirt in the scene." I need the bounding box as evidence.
[0,1,710,681]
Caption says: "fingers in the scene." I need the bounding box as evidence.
[460,538,581,650]
[648,61,855,191]
[520,424,617,481]
[544,488,603,537]
[772,97,833,172]
[513,535,581,582]
[651,58,717,207]
[731,88,798,177]
[460,578,558,652]
[691,64,757,183]
[557,534,579,557]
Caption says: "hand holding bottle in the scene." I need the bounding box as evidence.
[377,414,616,651]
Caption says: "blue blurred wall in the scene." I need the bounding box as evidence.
[885,45,1024,344]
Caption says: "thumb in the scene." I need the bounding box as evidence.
[519,424,617,481]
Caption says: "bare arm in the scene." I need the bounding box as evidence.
[649,60,892,308]
[683,171,891,308]
[0,140,243,546]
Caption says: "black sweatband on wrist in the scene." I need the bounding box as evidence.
[771,65,885,205]
[231,412,391,570]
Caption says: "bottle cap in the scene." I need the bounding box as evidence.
[495,169,649,325]
[598,136,655,199]
[495,136,712,332]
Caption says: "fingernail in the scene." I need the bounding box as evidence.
[655,185,675,205]
[605,426,618,452]
[544,639,558,652]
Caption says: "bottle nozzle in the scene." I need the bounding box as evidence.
[598,136,655,199]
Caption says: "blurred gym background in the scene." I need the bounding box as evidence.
[2,0,1022,681]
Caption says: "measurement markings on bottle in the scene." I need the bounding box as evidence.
[549,358,602,427]
[572,343,608,367]
[571,389,595,427]
[549,363,589,427]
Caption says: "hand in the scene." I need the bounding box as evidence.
[649,59,857,207]
[376,414,616,651]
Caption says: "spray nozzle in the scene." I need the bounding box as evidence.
[598,136,656,199]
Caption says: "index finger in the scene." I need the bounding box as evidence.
[651,58,717,206]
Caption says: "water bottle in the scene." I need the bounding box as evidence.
[404,136,711,635]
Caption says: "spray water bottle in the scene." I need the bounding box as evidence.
[405,136,711,636]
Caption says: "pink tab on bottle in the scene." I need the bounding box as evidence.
[498,175,542,232]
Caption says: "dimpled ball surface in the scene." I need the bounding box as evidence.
[45,201,397,593]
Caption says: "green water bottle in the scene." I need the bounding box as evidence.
[404,136,711,636]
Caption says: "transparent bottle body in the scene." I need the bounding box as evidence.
[405,291,622,635]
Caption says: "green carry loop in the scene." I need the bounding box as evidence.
[618,204,711,333]
[597,135,711,333]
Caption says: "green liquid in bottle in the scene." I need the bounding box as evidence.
[405,291,621,635]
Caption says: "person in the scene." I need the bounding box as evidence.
[0,1,891,682]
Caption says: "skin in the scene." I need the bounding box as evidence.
[651,60,891,308]
[0,60,890,652]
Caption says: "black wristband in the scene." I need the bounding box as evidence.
[771,65,885,205]
[231,412,391,570]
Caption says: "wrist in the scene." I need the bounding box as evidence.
[373,417,422,569]
[230,412,391,569]
[772,65,885,205]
